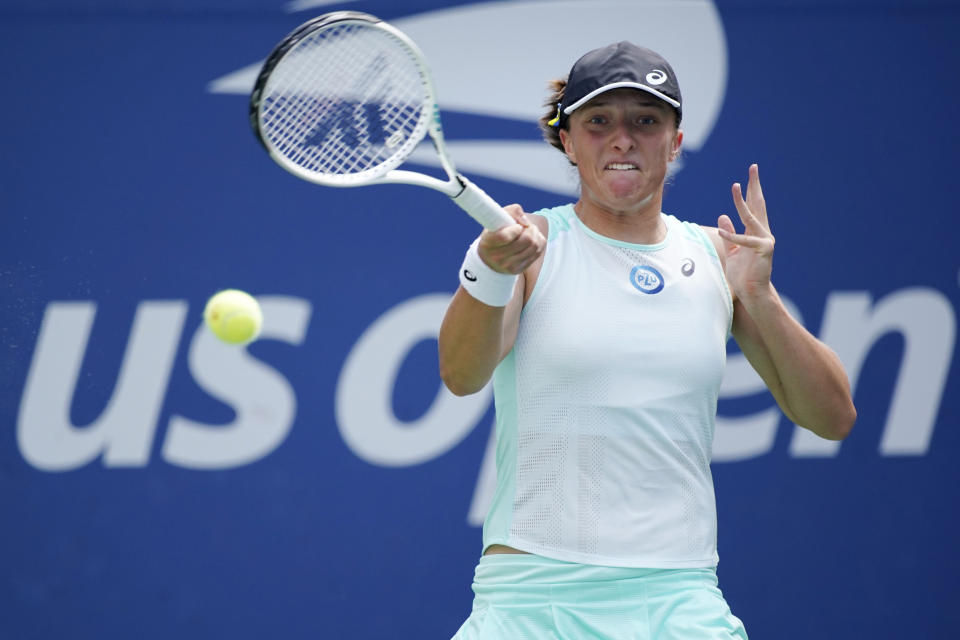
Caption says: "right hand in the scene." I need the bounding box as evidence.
[477,204,546,274]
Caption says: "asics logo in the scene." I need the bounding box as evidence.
[646,70,668,85]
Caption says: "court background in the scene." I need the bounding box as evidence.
[1,0,957,638]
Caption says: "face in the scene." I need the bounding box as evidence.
[559,88,682,217]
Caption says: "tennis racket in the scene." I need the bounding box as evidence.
[249,11,514,231]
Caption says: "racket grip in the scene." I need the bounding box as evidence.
[451,176,515,230]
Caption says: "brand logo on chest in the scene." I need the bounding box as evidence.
[629,265,665,294]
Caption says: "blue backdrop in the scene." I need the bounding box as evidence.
[2,1,958,638]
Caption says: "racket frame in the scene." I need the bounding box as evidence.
[249,11,513,230]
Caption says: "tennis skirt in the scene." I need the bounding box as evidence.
[452,554,748,639]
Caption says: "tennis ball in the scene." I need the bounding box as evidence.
[203,289,263,345]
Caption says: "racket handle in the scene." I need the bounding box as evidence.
[451,176,515,230]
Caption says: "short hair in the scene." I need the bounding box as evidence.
[539,78,568,154]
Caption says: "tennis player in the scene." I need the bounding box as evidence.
[439,41,856,638]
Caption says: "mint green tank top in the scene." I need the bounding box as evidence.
[484,204,733,568]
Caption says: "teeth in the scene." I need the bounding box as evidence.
[606,163,637,170]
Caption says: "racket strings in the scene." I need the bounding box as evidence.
[259,22,429,180]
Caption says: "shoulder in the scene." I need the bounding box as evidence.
[529,203,576,240]
[529,211,549,238]
[696,224,726,266]
[516,205,573,307]
[696,223,738,303]
[663,216,726,263]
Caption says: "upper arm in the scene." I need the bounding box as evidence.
[500,213,550,359]
[700,224,728,286]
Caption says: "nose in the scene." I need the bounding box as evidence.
[610,123,634,153]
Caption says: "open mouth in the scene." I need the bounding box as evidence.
[605,163,638,171]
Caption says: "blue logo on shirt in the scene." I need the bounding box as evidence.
[629,265,664,294]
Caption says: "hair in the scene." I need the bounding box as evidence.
[539,78,568,155]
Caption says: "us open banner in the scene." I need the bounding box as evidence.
[1,1,957,638]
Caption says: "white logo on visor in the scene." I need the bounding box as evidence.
[646,69,668,85]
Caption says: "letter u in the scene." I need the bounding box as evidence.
[17,301,186,471]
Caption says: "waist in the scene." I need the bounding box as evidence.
[484,544,529,556]
[471,553,719,605]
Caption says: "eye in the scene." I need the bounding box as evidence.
[587,115,607,125]
[637,115,658,126]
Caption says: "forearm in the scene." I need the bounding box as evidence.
[438,285,519,396]
[735,283,856,440]
[438,206,544,396]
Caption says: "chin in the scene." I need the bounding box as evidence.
[603,181,653,205]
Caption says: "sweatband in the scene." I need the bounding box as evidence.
[458,238,519,307]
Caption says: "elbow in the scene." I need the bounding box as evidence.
[820,402,858,441]
[438,344,492,396]
[439,364,488,397]
[837,403,858,440]
[443,378,484,397]
[790,399,857,441]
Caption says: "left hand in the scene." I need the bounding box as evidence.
[718,164,775,301]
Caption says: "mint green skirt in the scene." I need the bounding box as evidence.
[452,554,747,639]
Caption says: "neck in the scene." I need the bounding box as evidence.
[574,191,666,244]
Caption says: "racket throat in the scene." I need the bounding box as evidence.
[450,175,513,231]
[451,174,470,198]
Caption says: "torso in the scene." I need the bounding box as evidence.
[482,204,733,567]
[491,218,726,560]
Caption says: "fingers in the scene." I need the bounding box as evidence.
[484,204,529,247]
[717,213,735,246]
[748,163,761,193]
[744,163,769,229]
[731,182,752,223]
[478,205,545,274]
[505,232,544,271]
[484,223,525,248]
[717,213,735,235]
[717,225,771,250]
[504,203,529,227]
[493,225,545,273]
[718,209,773,252]
[731,178,770,236]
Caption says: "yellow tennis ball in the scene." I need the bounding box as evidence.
[203,289,263,345]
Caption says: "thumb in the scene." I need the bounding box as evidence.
[717,214,738,252]
[717,214,735,235]
[503,203,529,227]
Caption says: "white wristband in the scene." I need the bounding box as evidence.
[459,238,518,307]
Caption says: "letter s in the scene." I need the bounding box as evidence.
[162,296,312,469]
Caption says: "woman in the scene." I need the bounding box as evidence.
[439,41,855,639]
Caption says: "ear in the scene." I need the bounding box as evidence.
[669,129,684,161]
[559,128,577,165]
